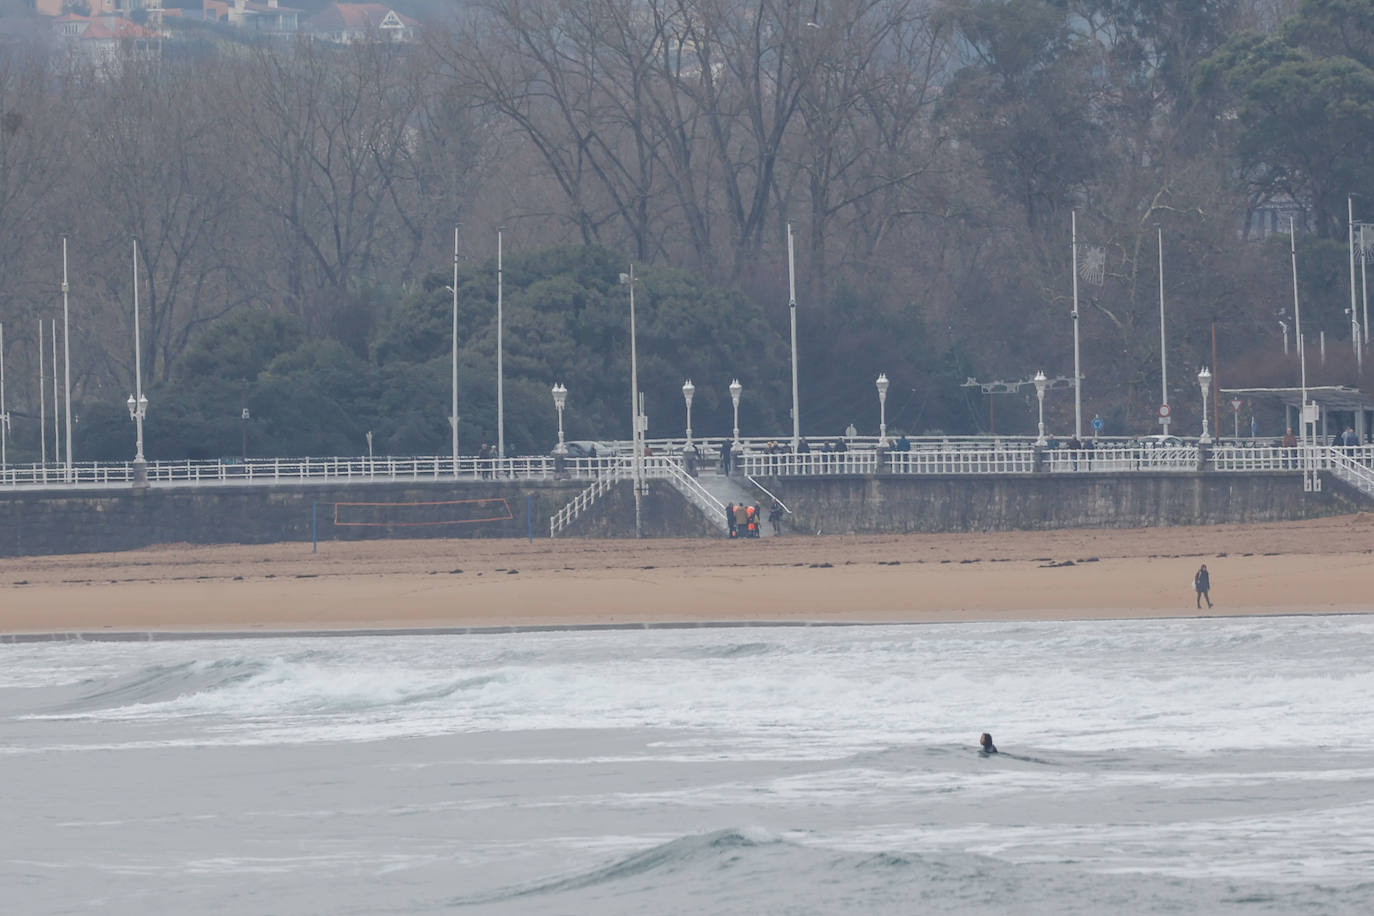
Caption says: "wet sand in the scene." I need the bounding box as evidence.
[2,515,1373,635]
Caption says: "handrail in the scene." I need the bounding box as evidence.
[549,462,627,537]
[659,461,728,530]
[1325,447,1374,497]
[743,475,790,514]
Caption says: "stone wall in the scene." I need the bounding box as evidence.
[765,472,1362,535]
[0,471,1362,557]
[0,477,717,557]
[0,480,586,557]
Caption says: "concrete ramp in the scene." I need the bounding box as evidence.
[691,470,777,538]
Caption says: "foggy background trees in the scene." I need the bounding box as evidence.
[0,0,1365,460]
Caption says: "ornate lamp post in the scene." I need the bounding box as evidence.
[552,382,568,455]
[1033,370,1048,445]
[729,378,742,447]
[446,226,459,477]
[682,378,695,447]
[1197,366,1212,444]
[126,393,148,462]
[875,372,890,445]
[0,321,8,471]
[128,239,148,478]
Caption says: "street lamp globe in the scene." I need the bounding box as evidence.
[875,372,890,445]
[1033,370,1048,445]
[551,382,568,455]
[1197,367,1212,444]
[729,378,743,446]
[682,378,695,446]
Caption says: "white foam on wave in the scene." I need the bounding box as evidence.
[5,615,1374,754]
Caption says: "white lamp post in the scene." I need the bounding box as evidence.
[682,378,695,447]
[787,223,800,451]
[0,321,8,471]
[729,378,742,447]
[1197,367,1212,444]
[1033,370,1048,445]
[61,238,73,482]
[448,226,459,477]
[620,266,643,537]
[552,382,568,455]
[875,372,890,445]
[126,393,148,462]
[129,239,148,471]
[496,227,505,460]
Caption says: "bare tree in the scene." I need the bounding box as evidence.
[223,39,423,331]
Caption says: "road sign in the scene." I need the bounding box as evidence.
[1230,398,1243,413]
[1091,414,1104,431]
[1157,404,1171,418]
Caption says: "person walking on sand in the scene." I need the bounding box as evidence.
[726,502,737,539]
[1194,563,1212,609]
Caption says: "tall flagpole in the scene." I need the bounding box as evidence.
[787,223,800,451]
[496,227,505,460]
[1292,218,1307,413]
[132,238,146,467]
[1158,226,1169,437]
[624,264,643,538]
[1362,223,1369,348]
[0,322,7,470]
[450,226,459,476]
[51,319,59,463]
[62,238,73,481]
[1350,197,1362,370]
[1071,210,1082,439]
[38,320,46,470]
[1291,217,1317,491]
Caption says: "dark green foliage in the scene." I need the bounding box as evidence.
[112,244,790,459]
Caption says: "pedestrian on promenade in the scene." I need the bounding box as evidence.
[1194,563,1212,609]
[720,439,733,475]
[1281,427,1296,468]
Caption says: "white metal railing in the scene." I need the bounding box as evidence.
[1042,446,1198,473]
[5,443,1373,491]
[893,447,1037,474]
[1326,448,1374,498]
[660,461,728,530]
[549,462,628,537]
[738,451,877,476]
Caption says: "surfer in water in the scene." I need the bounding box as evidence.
[979,732,998,755]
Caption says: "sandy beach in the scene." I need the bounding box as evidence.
[2,515,1373,635]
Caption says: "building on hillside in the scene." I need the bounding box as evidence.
[303,3,416,44]
[37,0,167,14]
[51,11,158,67]
[201,0,299,34]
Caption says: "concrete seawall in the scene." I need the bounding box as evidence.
[766,472,1361,535]
[0,471,1362,557]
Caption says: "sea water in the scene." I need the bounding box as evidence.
[3,616,1374,914]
